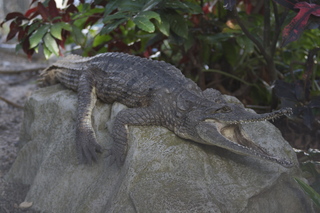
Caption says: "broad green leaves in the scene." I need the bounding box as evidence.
[103,4,162,34]
[51,22,71,40]
[29,25,49,48]
[101,0,200,36]
[141,0,163,11]
[162,11,188,39]
[103,0,118,16]
[103,12,129,23]
[163,0,202,14]
[28,22,72,58]
[4,0,202,58]
[43,33,59,58]
[70,25,85,46]
[101,19,127,34]
[133,11,161,33]
[156,15,170,36]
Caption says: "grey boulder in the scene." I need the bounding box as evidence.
[6,85,315,213]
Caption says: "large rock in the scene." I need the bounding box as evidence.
[7,84,315,213]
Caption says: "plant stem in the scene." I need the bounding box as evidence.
[232,4,276,82]
[264,0,271,49]
[232,8,268,63]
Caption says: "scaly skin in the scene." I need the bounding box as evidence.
[40,52,293,167]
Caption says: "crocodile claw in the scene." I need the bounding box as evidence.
[107,145,127,167]
[76,128,102,164]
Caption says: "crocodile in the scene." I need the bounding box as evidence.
[39,52,293,167]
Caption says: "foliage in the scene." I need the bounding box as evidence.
[0,0,319,127]
[295,177,320,208]
[0,0,202,58]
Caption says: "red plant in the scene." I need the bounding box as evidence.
[0,0,78,58]
[224,0,320,46]
[282,2,320,46]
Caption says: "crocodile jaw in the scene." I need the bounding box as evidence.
[205,119,253,144]
[196,119,293,168]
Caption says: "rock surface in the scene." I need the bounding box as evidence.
[6,85,315,213]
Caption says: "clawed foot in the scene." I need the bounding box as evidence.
[106,147,126,167]
[76,128,102,164]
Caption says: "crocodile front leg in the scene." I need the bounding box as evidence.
[111,107,156,166]
[76,72,102,164]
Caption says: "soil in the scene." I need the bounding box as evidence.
[0,48,47,213]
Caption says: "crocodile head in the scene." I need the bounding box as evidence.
[175,100,293,168]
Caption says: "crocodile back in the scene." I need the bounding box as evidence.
[88,52,193,107]
[91,52,188,87]
[41,52,199,107]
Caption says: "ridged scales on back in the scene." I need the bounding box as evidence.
[42,52,202,106]
[40,52,294,167]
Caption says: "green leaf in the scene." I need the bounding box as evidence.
[165,12,188,39]
[236,35,254,55]
[156,16,170,36]
[29,25,49,48]
[162,0,201,14]
[103,12,128,23]
[182,1,203,14]
[43,43,52,59]
[71,25,86,45]
[142,0,162,11]
[294,178,320,207]
[43,33,59,56]
[51,26,62,40]
[126,19,135,28]
[15,43,22,52]
[34,45,39,53]
[77,3,90,13]
[118,0,144,12]
[27,22,41,35]
[50,22,71,40]
[103,0,119,16]
[86,8,105,14]
[100,19,127,34]
[93,34,112,47]
[163,1,190,10]
[133,11,161,33]
[133,16,155,33]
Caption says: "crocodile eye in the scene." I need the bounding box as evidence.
[215,106,231,113]
[206,106,231,114]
